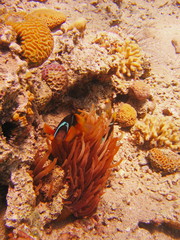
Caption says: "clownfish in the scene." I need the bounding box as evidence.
[54,114,77,139]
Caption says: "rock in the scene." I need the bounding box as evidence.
[172,37,180,54]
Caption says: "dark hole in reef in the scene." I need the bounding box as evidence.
[16,36,26,61]
[0,185,8,238]
[138,221,180,239]
[0,45,10,52]
[16,35,22,45]
[114,93,129,103]
[2,122,18,140]
[68,84,90,98]
[0,184,8,206]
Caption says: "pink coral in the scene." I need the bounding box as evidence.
[41,62,68,95]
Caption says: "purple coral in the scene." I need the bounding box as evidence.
[41,62,68,94]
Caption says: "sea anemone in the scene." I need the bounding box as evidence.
[38,108,121,218]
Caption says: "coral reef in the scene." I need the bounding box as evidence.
[41,62,68,98]
[0,72,20,123]
[5,167,36,229]
[0,23,16,46]
[26,9,66,30]
[32,80,52,112]
[44,108,120,218]
[115,103,137,127]
[0,69,35,130]
[5,165,68,231]
[147,148,180,174]
[128,80,151,101]
[0,135,18,184]
[132,114,180,150]
[63,41,113,78]
[93,32,144,78]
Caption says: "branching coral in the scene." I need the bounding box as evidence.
[94,32,144,77]
[39,108,121,218]
[131,114,180,150]
[115,39,143,77]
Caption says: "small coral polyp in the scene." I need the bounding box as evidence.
[132,114,180,150]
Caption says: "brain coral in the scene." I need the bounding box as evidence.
[10,19,53,67]
[116,103,137,127]
[147,148,180,173]
[132,114,180,150]
[41,62,68,94]
[26,9,66,30]
[3,9,66,67]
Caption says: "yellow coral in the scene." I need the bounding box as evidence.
[67,17,87,33]
[116,103,137,127]
[116,40,143,77]
[10,19,53,67]
[132,114,180,150]
[148,148,180,173]
[26,9,66,30]
[94,32,143,78]
[12,112,28,127]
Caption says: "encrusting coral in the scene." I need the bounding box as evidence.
[147,148,180,174]
[131,114,180,150]
[2,9,66,67]
[116,103,137,127]
[66,17,87,37]
[33,108,121,219]
[25,8,66,30]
